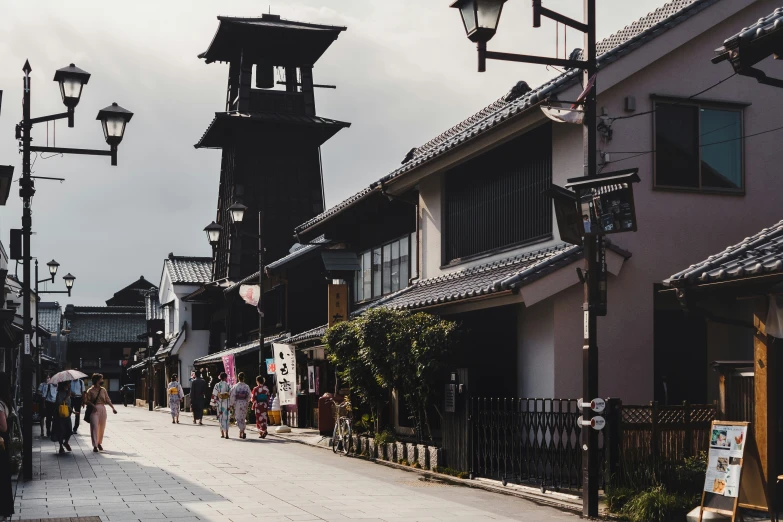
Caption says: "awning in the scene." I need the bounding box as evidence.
[128,357,154,371]
[193,332,290,366]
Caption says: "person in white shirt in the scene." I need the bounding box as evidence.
[70,377,85,434]
[36,376,56,437]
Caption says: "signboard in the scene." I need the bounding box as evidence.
[598,238,607,316]
[273,343,297,406]
[307,364,315,393]
[315,366,320,396]
[699,421,751,521]
[328,284,348,327]
[265,358,276,374]
[221,354,236,386]
[24,334,30,356]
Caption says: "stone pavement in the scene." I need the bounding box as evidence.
[15,406,578,521]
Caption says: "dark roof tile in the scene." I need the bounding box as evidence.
[165,256,212,285]
[67,307,146,344]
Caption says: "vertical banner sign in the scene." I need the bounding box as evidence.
[315,367,320,396]
[273,343,297,406]
[328,284,348,327]
[307,364,315,393]
[265,358,276,374]
[221,354,236,386]
[597,238,607,316]
[24,334,30,356]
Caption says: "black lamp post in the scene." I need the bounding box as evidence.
[451,1,601,516]
[19,60,132,480]
[204,201,265,376]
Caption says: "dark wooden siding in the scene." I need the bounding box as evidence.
[444,123,552,263]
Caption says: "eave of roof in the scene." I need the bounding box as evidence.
[664,219,783,288]
[288,325,327,345]
[294,0,722,234]
[195,112,351,149]
[713,6,783,66]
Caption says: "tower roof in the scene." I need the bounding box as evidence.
[199,14,347,66]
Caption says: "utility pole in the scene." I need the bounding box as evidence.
[581,0,600,517]
[258,211,265,377]
[21,60,33,481]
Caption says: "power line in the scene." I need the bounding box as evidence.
[607,72,737,122]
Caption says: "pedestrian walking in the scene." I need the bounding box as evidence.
[37,375,56,437]
[190,370,207,425]
[211,372,231,439]
[70,376,85,434]
[52,382,72,454]
[83,373,117,452]
[229,373,251,439]
[167,374,185,424]
[0,373,15,521]
[251,376,271,439]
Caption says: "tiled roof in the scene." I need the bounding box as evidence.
[165,255,212,285]
[664,220,783,288]
[38,302,61,334]
[67,307,146,344]
[295,0,720,234]
[714,6,783,57]
[128,357,155,371]
[224,236,330,294]
[364,244,580,311]
[156,328,185,358]
[193,332,290,365]
[363,242,630,312]
[288,325,327,345]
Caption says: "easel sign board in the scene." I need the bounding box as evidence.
[698,421,750,522]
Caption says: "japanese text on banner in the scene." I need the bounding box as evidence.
[273,343,297,406]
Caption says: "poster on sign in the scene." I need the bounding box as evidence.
[265,358,276,374]
[307,364,315,393]
[221,354,236,386]
[273,343,297,406]
[699,420,751,522]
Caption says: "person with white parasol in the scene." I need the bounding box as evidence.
[47,370,87,454]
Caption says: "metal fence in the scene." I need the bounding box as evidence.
[470,397,603,490]
[467,398,716,491]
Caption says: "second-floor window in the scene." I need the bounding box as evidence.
[355,235,412,303]
[654,100,743,193]
[444,123,552,264]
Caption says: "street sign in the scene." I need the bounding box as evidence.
[23,334,30,355]
[578,415,606,430]
[577,398,605,413]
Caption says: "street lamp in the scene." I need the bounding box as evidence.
[228,202,247,224]
[451,1,603,517]
[204,222,222,245]
[46,260,59,281]
[450,0,506,43]
[52,63,91,127]
[19,59,133,480]
[96,103,134,166]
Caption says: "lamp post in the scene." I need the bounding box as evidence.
[147,333,154,412]
[19,60,132,480]
[451,1,600,516]
[204,201,265,376]
[33,259,74,385]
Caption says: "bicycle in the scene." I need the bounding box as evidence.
[331,399,352,455]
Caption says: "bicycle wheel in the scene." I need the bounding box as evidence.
[340,419,352,455]
[332,421,341,454]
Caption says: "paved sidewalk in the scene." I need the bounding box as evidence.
[15,406,579,521]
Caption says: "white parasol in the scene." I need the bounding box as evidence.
[48,370,88,384]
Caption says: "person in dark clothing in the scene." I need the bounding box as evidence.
[37,375,56,437]
[70,376,85,434]
[190,371,207,425]
[53,382,72,454]
[0,372,15,520]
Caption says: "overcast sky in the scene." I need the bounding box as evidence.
[0,0,672,305]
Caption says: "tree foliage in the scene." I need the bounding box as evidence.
[324,308,457,439]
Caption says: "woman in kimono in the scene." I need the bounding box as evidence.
[251,376,271,439]
[229,373,252,439]
[167,374,185,424]
[53,382,73,453]
[211,372,232,438]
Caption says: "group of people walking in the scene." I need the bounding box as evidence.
[38,372,117,454]
[167,371,271,439]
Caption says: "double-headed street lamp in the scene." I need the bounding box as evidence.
[34,259,74,381]
[19,60,133,480]
[204,202,265,375]
[450,1,602,516]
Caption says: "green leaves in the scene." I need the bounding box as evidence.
[323,308,458,440]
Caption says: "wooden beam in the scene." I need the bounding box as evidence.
[753,297,777,519]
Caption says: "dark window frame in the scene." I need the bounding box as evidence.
[354,234,412,304]
[652,95,747,195]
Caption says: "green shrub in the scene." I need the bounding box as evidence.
[433,466,468,479]
[620,486,695,522]
[399,459,409,466]
[374,429,396,445]
[354,414,374,434]
[605,486,636,513]
[412,462,421,468]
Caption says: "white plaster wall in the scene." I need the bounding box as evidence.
[517,299,555,398]
[418,173,443,279]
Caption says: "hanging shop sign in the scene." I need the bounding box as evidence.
[328,283,348,327]
[307,364,316,394]
[265,358,276,374]
[273,343,297,406]
[221,353,236,386]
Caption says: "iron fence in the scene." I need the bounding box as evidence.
[470,397,604,490]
